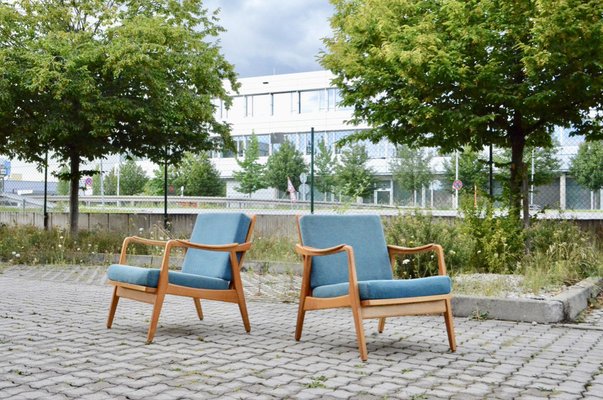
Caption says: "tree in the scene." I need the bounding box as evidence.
[265,140,307,194]
[322,0,603,226]
[182,152,224,197]
[390,145,433,206]
[496,144,561,198]
[119,159,148,196]
[233,135,267,197]
[55,166,70,196]
[334,144,376,199]
[146,152,224,197]
[443,147,489,195]
[570,141,603,192]
[314,139,336,198]
[0,0,237,234]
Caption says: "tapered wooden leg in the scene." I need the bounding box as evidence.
[146,293,165,344]
[378,317,386,333]
[351,304,368,361]
[444,298,457,352]
[193,298,204,320]
[237,291,251,333]
[106,286,120,329]
[295,296,307,341]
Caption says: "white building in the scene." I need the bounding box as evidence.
[210,70,598,210]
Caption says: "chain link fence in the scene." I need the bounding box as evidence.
[0,144,601,224]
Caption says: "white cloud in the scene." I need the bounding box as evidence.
[204,0,334,77]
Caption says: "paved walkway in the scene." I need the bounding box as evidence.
[1,267,603,399]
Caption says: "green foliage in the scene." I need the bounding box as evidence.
[0,0,237,231]
[146,152,224,196]
[443,147,489,194]
[459,196,525,274]
[55,166,70,195]
[322,0,603,220]
[233,134,268,196]
[390,145,433,205]
[570,140,603,191]
[495,144,561,195]
[265,140,307,193]
[385,212,469,278]
[314,139,336,196]
[334,144,376,199]
[119,159,148,195]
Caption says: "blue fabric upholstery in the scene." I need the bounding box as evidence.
[298,215,393,289]
[312,276,452,299]
[181,213,251,281]
[107,265,230,290]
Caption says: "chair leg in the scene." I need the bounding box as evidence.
[235,289,251,333]
[193,298,204,320]
[146,293,165,344]
[106,286,120,329]
[378,317,386,333]
[351,303,368,361]
[295,301,306,341]
[444,298,457,352]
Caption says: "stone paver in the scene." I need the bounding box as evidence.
[1,267,603,399]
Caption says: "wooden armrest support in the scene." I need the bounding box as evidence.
[175,240,249,252]
[387,244,448,275]
[387,243,438,255]
[295,244,348,257]
[123,236,169,247]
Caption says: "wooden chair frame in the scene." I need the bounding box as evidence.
[295,216,456,361]
[106,215,256,343]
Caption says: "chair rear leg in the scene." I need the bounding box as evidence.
[146,293,165,344]
[107,286,120,329]
[351,304,368,361]
[444,298,457,352]
[378,317,386,333]
[193,298,204,320]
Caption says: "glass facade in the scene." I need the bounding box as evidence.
[225,88,350,118]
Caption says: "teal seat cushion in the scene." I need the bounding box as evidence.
[181,213,251,281]
[107,265,229,290]
[312,276,452,300]
[299,215,393,289]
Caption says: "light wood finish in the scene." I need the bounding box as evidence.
[193,298,204,320]
[294,216,457,361]
[377,318,385,333]
[106,215,256,343]
[107,286,120,329]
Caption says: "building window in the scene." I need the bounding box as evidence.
[300,90,321,113]
[252,94,271,117]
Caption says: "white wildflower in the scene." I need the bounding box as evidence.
[59,236,64,240]
[402,259,410,265]
[58,244,62,248]
[15,253,20,258]
[11,251,16,255]
[77,248,81,251]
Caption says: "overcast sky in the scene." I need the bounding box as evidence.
[203,0,334,78]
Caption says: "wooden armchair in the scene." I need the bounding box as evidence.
[105,213,255,343]
[295,214,456,361]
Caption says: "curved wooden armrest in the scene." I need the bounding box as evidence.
[387,244,447,275]
[175,240,244,252]
[123,236,169,247]
[387,243,438,255]
[295,244,348,257]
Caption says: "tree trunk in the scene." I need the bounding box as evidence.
[509,128,528,227]
[69,155,80,235]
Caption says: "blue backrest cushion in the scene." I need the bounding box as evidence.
[299,215,393,289]
[181,213,251,281]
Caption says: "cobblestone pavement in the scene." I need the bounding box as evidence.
[2,267,603,399]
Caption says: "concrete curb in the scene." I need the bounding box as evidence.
[452,277,603,323]
[99,254,602,324]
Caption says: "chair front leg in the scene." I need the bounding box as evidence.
[193,298,204,320]
[230,252,251,333]
[444,298,457,352]
[345,247,368,361]
[146,291,165,344]
[106,286,120,329]
[378,318,386,333]
[295,255,312,341]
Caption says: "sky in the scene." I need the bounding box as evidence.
[203,0,335,78]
